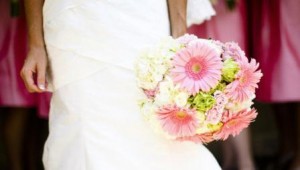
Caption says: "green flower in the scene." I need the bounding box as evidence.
[189,92,215,112]
[207,122,223,132]
[208,82,227,95]
[222,58,239,82]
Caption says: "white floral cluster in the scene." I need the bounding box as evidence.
[135,37,181,90]
[136,37,186,139]
[154,77,190,108]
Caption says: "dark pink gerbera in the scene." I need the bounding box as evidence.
[214,109,258,140]
[157,105,198,137]
[225,58,263,102]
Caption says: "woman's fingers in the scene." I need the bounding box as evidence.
[37,61,47,91]
[20,66,42,93]
[21,47,48,93]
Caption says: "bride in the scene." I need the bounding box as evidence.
[21,0,221,169]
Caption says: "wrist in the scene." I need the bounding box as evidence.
[28,43,46,51]
[28,34,46,49]
[172,26,187,38]
[28,44,47,59]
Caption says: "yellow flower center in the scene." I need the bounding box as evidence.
[176,111,187,119]
[239,75,247,85]
[192,63,202,74]
[227,119,237,127]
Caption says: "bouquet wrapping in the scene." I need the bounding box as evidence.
[135,34,262,144]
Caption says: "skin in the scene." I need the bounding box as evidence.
[167,0,188,38]
[21,0,48,93]
[21,0,187,92]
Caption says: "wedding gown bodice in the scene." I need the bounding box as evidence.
[44,0,170,90]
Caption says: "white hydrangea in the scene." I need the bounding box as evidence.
[174,92,190,107]
[154,76,190,107]
[138,98,156,118]
[158,36,182,53]
[135,41,176,90]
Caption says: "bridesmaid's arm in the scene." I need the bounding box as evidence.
[167,0,187,38]
[21,0,47,93]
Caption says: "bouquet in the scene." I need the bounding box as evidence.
[135,34,262,144]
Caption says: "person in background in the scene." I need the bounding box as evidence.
[189,0,256,169]
[0,0,51,169]
[249,0,300,169]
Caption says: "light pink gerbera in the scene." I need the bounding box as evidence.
[225,58,263,103]
[214,109,258,140]
[176,132,214,144]
[171,41,223,94]
[157,105,198,137]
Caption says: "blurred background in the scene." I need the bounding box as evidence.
[0,0,299,170]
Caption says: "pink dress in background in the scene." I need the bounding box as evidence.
[188,0,248,52]
[0,0,51,118]
[250,0,300,102]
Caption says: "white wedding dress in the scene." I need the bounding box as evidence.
[43,0,220,169]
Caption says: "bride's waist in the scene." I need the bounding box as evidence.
[46,43,138,71]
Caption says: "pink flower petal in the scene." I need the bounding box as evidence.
[157,105,198,137]
[171,41,222,94]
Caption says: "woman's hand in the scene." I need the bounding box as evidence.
[20,47,48,93]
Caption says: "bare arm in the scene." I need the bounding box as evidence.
[25,0,45,48]
[21,0,47,93]
[167,0,187,38]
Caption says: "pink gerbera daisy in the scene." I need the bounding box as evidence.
[176,132,214,144]
[157,105,198,137]
[225,58,263,103]
[171,41,223,94]
[214,109,258,140]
